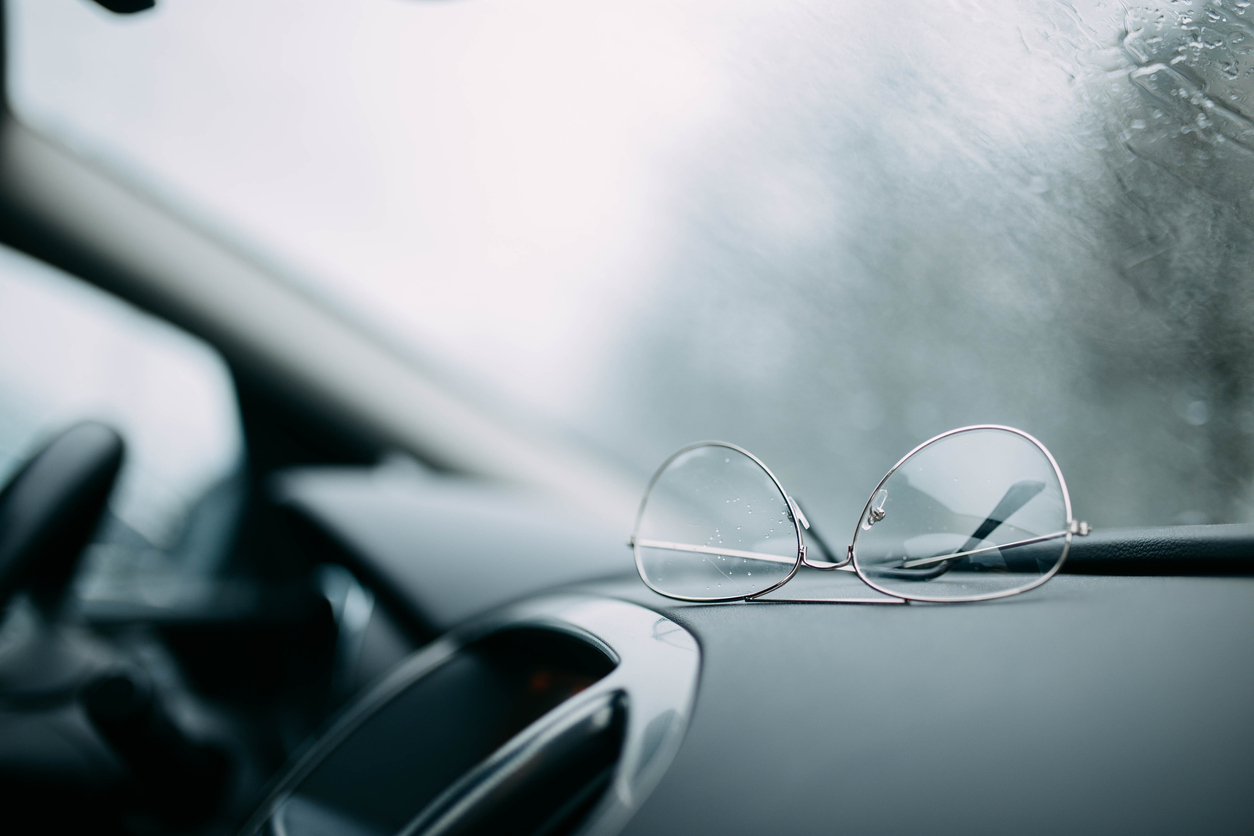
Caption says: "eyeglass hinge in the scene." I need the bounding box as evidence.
[1068,520,1092,536]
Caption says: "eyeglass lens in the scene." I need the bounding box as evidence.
[633,444,800,601]
[852,427,1069,601]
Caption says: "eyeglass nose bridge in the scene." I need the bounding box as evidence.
[788,495,854,571]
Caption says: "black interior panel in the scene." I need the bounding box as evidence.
[271,466,625,632]
[568,575,1254,836]
[1064,524,1254,574]
[275,627,618,836]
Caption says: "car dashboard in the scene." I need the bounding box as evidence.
[259,462,1254,836]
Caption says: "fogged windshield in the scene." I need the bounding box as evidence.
[8,0,1254,531]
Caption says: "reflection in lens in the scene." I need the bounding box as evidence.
[852,427,1070,602]
[634,443,800,601]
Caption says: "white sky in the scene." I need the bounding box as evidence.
[7,0,735,421]
[7,0,1251,528]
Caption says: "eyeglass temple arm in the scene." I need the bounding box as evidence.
[961,480,1046,553]
[789,497,848,570]
[876,479,1047,580]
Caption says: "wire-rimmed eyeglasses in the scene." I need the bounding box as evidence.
[628,425,1091,604]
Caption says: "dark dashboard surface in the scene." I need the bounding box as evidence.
[2,445,1251,836]
[277,465,1254,835]
[577,574,1254,836]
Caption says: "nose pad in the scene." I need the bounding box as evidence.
[863,489,888,529]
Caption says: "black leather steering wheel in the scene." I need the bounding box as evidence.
[0,421,124,612]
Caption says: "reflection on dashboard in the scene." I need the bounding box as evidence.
[246,597,699,836]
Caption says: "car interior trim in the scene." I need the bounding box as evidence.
[242,595,701,836]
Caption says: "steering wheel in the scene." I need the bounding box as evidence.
[0,422,123,703]
[0,422,124,613]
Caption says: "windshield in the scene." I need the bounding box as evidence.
[8,0,1254,531]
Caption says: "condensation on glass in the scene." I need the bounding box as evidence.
[634,443,801,600]
[8,0,1254,529]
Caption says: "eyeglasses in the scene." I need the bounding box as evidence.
[629,425,1091,604]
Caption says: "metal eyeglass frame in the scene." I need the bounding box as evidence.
[628,424,1092,605]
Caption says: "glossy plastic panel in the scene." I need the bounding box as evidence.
[243,596,700,836]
